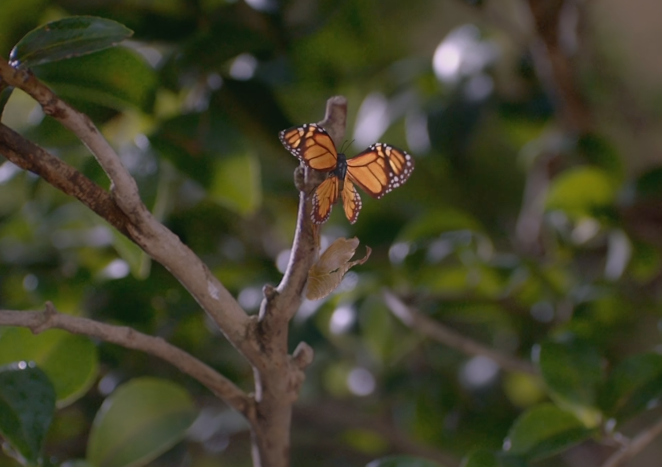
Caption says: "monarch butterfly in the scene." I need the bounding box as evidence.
[279,123,414,224]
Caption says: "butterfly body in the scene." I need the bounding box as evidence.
[332,152,348,189]
[279,123,414,224]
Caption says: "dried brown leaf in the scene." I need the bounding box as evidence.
[305,237,371,300]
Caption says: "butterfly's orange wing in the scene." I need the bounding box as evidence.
[341,178,362,224]
[346,143,414,199]
[279,123,338,172]
[312,175,341,224]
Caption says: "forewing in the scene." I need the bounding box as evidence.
[279,123,338,172]
[346,143,414,199]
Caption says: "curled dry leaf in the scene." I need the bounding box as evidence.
[305,237,371,300]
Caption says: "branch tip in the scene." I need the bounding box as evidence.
[292,342,314,369]
[263,284,278,301]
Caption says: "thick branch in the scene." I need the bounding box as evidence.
[601,417,662,467]
[261,95,348,333]
[383,291,537,375]
[0,58,142,215]
[248,96,347,467]
[0,304,254,418]
[0,61,260,368]
[0,123,131,237]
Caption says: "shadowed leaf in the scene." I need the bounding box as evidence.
[10,16,133,68]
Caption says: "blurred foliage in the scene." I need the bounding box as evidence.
[1,1,662,467]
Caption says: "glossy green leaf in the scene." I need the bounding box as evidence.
[536,340,602,426]
[600,353,662,424]
[10,16,133,68]
[0,362,55,464]
[462,449,499,467]
[366,455,445,467]
[461,449,528,467]
[32,46,157,112]
[0,327,98,407]
[87,377,197,467]
[210,153,261,215]
[545,166,617,218]
[504,404,593,461]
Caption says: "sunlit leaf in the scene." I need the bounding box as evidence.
[0,327,98,408]
[504,404,594,461]
[210,153,262,216]
[545,166,617,219]
[341,428,388,455]
[87,377,197,467]
[600,353,662,424]
[10,16,133,68]
[0,362,55,464]
[306,237,371,300]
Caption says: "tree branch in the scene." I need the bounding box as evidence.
[0,60,261,369]
[0,123,132,237]
[0,59,143,215]
[601,417,662,467]
[383,290,537,375]
[248,96,347,467]
[0,303,254,418]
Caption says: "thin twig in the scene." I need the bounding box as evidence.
[0,304,254,418]
[383,290,537,375]
[601,417,662,467]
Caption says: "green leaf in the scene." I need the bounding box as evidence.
[0,362,55,464]
[545,166,617,219]
[536,339,602,426]
[576,134,624,183]
[397,209,483,243]
[0,327,98,408]
[366,455,445,467]
[504,404,593,461]
[87,377,197,467]
[600,353,662,424]
[32,46,157,112]
[209,153,262,215]
[461,449,528,467]
[633,167,662,199]
[462,449,499,467]
[10,16,133,68]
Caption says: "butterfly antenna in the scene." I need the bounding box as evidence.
[339,139,355,154]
